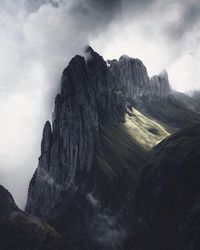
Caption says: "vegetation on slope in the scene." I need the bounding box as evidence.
[134,122,200,250]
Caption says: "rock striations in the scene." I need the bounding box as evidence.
[26,47,126,220]
[149,69,171,98]
[108,56,171,106]
[25,47,200,249]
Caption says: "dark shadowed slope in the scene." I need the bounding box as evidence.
[0,185,70,250]
[191,90,200,108]
[142,91,200,132]
[133,122,200,250]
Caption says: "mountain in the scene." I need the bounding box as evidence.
[131,122,200,250]
[0,184,69,250]
[108,57,171,104]
[25,47,200,249]
[142,90,200,132]
[108,54,200,132]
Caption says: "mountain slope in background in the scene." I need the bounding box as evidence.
[141,91,200,132]
[25,47,200,249]
[108,55,200,131]
[191,90,200,108]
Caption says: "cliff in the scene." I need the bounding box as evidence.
[26,47,200,249]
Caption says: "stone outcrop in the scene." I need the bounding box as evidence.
[108,56,171,106]
[149,70,171,98]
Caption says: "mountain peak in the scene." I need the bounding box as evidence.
[84,45,94,54]
[150,69,171,98]
[119,54,144,64]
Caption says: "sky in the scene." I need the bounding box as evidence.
[1,0,200,208]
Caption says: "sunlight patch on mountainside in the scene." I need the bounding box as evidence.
[124,108,170,150]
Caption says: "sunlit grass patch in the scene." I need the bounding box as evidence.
[124,108,170,150]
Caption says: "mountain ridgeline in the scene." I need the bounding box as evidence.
[23,47,200,249]
[1,47,200,250]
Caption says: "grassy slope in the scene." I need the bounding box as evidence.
[96,107,170,179]
[143,94,200,132]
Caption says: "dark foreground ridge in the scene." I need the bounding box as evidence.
[0,185,67,250]
[133,122,200,250]
[1,47,200,250]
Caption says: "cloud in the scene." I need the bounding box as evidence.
[0,0,116,208]
[91,0,200,92]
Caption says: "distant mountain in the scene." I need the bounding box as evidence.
[132,122,200,250]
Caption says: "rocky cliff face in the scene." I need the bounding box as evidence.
[108,55,200,131]
[108,56,171,106]
[26,47,126,220]
[149,70,171,98]
[26,47,200,249]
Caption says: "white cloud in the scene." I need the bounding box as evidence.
[92,0,200,92]
[0,0,90,207]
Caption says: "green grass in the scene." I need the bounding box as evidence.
[125,108,170,150]
[96,107,170,178]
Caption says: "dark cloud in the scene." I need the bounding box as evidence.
[165,0,200,41]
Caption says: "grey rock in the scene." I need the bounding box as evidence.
[108,56,171,107]
[149,69,171,98]
[26,47,200,249]
[26,47,126,219]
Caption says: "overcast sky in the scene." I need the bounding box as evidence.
[1,0,200,208]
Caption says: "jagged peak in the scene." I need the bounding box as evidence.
[43,121,51,134]
[158,69,170,85]
[84,45,95,54]
[150,69,169,83]
[150,69,172,96]
[119,54,131,60]
[119,55,145,65]
[41,121,52,153]
[84,45,106,66]
[159,69,168,77]
[62,55,85,77]
[0,185,18,216]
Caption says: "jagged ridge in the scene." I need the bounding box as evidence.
[26,47,200,249]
